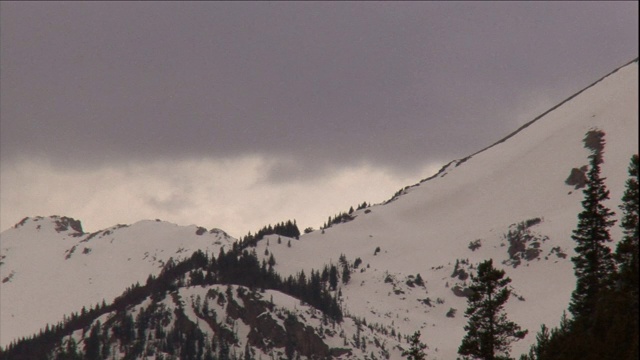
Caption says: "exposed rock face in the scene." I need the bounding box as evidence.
[53,216,84,235]
[565,166,588,189]
[13,215,84,235]
[502,218,548,268]
[213,286,333,358]
[282,314,331,358]
[452,285,474,298]
[14,217,30,228]
[248,312,288,350]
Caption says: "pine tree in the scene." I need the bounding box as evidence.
[58,338,82,360]
[520,324,551,360]
[615,154,639,299]
[84,321,101,360]
[341,262,351,284]
[610,153,639,360]
[458,259,527,360]
[521,153,639,360]
[268,253,276,268]
[569,130,616,322]
[329,264,338,291]
[402,330,428,360]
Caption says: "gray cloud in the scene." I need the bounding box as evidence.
[1,1,638,180]
[0,157,441,235]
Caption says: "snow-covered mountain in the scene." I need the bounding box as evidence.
[1,58,637,359]
[246,58,638,358]
[0,216,235,347]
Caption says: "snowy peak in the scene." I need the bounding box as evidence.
[0,216,237,346]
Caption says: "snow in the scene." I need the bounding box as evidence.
[1,59,637,359]
[251,60,638,358]
[0,218,234,346]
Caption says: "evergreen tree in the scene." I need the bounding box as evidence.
[402,330,428,360]
[329,265,339,291]
[520,324,550,360]
[57,338,82,360]
[341,262,351,284]
[608,153,640,360]
[569,130,616,322]
[84,321,101,360]
[268,253,276,268]
[458,259,527,360]
[521,152,639,360]
[615,154,639,300]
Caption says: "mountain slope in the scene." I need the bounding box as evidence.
[248,58,639,358]
[0,216,235,347]
[1,59,637,359]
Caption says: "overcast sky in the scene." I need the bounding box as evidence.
[1,2,638,236]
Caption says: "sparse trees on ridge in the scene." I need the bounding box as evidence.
[241,219,301,247]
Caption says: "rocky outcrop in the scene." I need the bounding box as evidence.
[53,216,84,235]
[229,287,332,358]
[565,166,588,189]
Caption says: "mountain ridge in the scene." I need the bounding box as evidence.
[0,216,237,347]
[386,57,639,206]
[1,58,638,359]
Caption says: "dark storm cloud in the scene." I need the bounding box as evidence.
[1,2,638,178]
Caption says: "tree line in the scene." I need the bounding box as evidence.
[240,219,300,247]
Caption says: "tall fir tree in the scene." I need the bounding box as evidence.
[329,264,339,291]
[520,324,551,360]
[569,129,616,323]
[458,259,527,360]
[610,153,639,359]
[84,321,101,360]
[614,154,639,301]
[520,154,639,360]
[402,330,428,360]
